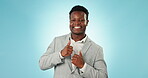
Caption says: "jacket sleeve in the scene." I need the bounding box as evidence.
[80,47,108,78]
[39,37,64,70]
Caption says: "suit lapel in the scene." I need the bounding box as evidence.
[81,37,92,56]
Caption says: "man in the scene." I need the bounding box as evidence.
[39,5,108,78]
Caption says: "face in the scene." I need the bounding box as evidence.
[70,11,89,35]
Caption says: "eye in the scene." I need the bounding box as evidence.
[80,20,85,21]
[79,19,85,22]
[70,19,75,22]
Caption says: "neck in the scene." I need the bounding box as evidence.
[71,33,86,42]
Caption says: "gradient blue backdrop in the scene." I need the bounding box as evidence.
[0,0,148,78]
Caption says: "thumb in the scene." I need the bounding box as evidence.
[79,51,82,57]
[67,40,71,46]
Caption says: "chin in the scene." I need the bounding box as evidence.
[72,32,84,35]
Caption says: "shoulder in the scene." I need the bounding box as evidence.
[88,37,103,50]
[88,38,104,58]
[52,34,69,43]
[54,34,69,40]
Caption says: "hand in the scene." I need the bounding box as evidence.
[61,40,73,57]
[72,52,84,68]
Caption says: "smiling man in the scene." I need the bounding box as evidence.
[39,5,108,78]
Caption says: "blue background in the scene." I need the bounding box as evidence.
[0,0,148,78]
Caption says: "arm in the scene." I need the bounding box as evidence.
[39,37,64,70]
[80,47,108,78]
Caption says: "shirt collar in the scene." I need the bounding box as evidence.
[69,34,87,43]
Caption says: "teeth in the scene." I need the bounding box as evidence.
[74,27,81,29]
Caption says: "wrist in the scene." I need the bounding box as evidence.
[79,63,87,73]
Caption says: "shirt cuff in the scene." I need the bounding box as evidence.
[79,63,87,73]
[59,52,64,59]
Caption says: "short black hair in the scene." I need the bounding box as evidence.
[69,5,89,20]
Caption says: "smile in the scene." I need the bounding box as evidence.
[73,26,81,29]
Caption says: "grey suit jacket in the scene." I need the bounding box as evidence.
[39,34,108,78]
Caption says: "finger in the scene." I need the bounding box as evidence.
[68,51,72,54]
[72,57,77,61]
[72,56,77,59]
[73,54,78,57]
[73,54,79,58]
[71,61,75,64]
[71,59,76,63]
[68,46,73,49]
[68,46,73,50]
[68,48,73,52]
[72,55,76,58]
[76,54,80,57]
[79,51,82,57]
[67,40,71,46]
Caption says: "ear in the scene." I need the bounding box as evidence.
[86,20,89,26]
[87,20,89,23]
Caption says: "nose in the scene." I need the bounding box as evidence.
[74,21,81,26]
